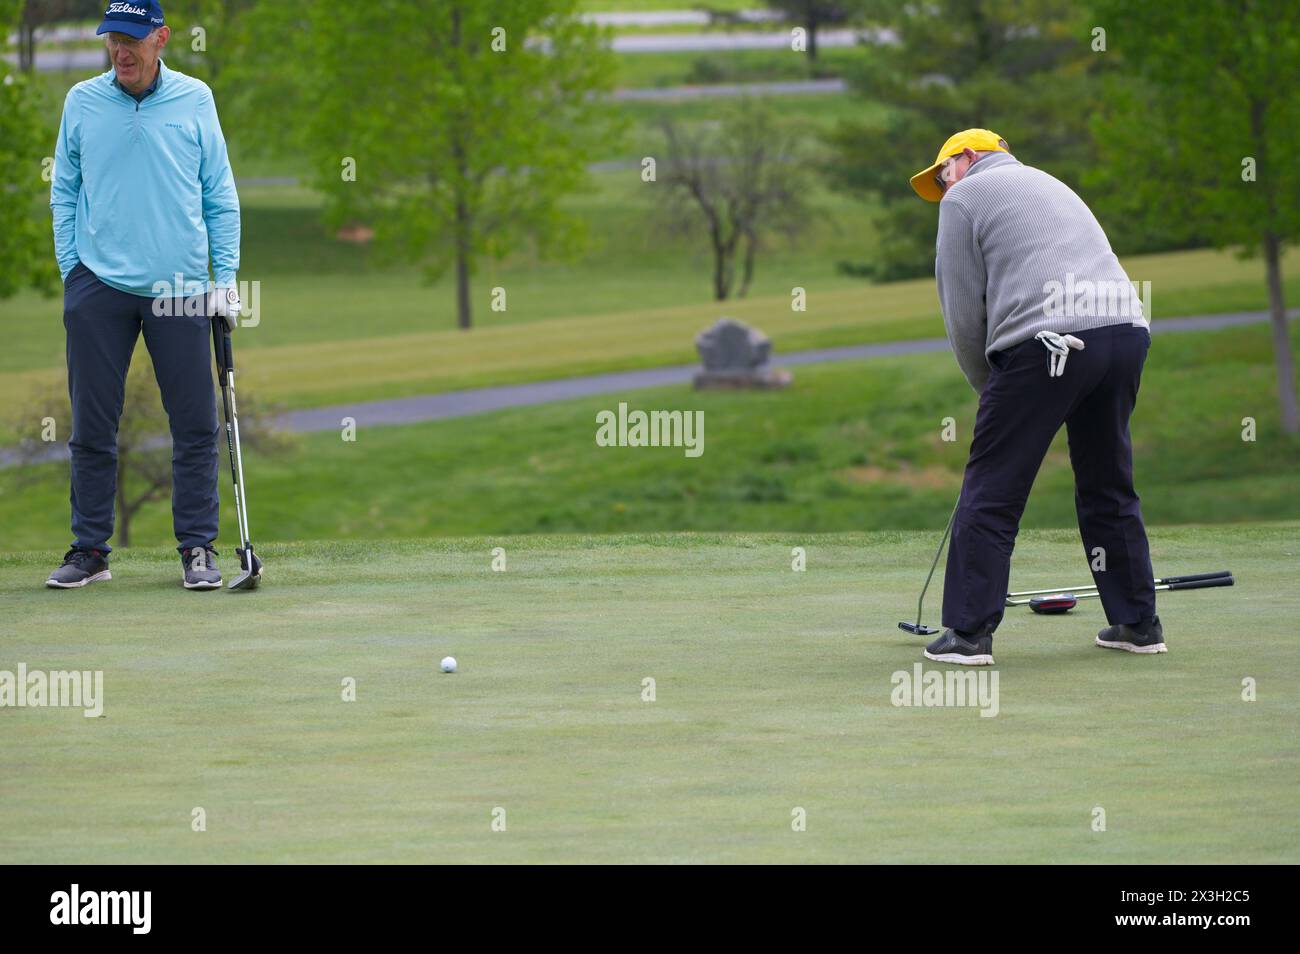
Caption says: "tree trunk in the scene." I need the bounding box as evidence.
[711,223,730,301]
[1263,231,1298,434]
[449,3,472,330]
[455,196,472,330]
[18,19,38,73]
[806,18,818,61]
[738,230,757,298]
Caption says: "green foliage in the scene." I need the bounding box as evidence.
[227,0,619,328]
[657,98,817,299]
[1087,0,1300,255]
[0,1,59,299]
[1088,0,1300,432]
[825,0,1100,280]
[154,0,259,88]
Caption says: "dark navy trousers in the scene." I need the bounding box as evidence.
[63,262,219,554]
[942,323,1156,635]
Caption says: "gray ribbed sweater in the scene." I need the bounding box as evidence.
[935,152,1147,392]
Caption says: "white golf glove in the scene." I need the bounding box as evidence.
[208,285,242,332]
[1035,330,1085,377]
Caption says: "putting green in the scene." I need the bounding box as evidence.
[1,527,1295,863]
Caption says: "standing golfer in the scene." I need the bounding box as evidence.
[910,129,1159,664]
[47,0,241,589]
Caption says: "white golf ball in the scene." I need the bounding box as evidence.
[440,656,457,674]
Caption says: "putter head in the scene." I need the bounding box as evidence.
[229,546,263,590]
[898,621,941,636]
[1029,593,1076,614]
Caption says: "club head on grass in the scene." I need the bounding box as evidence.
[899,621,941,636]
[230,547,263,591]
[1029,593,1077,614]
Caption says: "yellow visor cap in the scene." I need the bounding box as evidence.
[910,129,1009,202]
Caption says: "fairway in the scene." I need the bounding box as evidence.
[2,527,1295,864]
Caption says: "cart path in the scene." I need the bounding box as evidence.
[0,310,1289,467]
[275,312,1287,433]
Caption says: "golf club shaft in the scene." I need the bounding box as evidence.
[1007,574,1235,605]
[1006,570,1232,599]
[909,496,959,628]
[226,371,252,548]
[213,322,253,551]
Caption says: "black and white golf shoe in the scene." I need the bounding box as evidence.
[924,628,995,666]
[46,548,111,588]
[182,546,222,590]
[1096,616,1165,654]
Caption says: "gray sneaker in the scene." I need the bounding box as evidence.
[47,548,111,588]
[182,546,222,590]
[1096,616,1166,654]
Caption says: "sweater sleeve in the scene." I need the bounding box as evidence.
[935,200,989,393]
[50,89,82,281]
[197,86,241,287]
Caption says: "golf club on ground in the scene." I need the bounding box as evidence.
[212,316,263,590]
[1005,570,1232,602]
[898,496,959,636]
[1007,572,1234,613]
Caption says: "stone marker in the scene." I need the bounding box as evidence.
[693,317,792,390]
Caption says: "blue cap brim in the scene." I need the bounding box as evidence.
[96,19,154,39]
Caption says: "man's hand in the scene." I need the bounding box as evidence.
[208,285,242,332]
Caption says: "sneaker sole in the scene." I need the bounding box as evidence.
[183,579,222,590]
[45,570,111,589]
[1096,637,1167,654]
[923,650,995,666]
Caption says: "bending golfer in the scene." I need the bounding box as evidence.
[47,0,241,589]
[910,129,1159,664]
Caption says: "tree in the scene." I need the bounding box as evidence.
[1089,0,1300,434]
[0,0,59,298]
[763,1,853,61]
[14,0,99,73]
[151,0,259,91]
[658,100,813,300]
[824,0,1099,281]
[228,0,617,330]
[8,355,295,547]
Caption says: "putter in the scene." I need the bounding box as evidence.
[212,316,263,590]
[1007,572,1234,613]
[898,497,960,636]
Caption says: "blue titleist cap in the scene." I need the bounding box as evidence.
[96,1,166,40]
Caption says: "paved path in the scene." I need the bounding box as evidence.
[1,311,1281,468]
[11,26,887,71]
[613,79,846,100]
[272,312,1284,434]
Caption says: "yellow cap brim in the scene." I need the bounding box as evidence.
[910,164,944,202]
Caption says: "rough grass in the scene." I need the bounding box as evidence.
[2,324,1297,549]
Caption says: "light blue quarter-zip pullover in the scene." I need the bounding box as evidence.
[50,58,240,297]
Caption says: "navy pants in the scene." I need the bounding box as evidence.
[63,262,220,554]
[942,324,1156,635]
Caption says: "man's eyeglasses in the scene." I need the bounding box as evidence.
[105,33,148,50]
[934,156,961,194]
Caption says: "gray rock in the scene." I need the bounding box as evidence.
[694,317,791,390]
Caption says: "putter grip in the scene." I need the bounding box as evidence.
[1161,571,1232,585]
[222,335,234,374]
[1167,575,1234,591]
